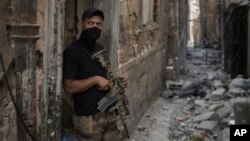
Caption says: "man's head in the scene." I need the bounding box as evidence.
[82,8,104,30]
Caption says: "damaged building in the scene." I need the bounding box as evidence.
[0,0,188,140]
[0,0,250,141]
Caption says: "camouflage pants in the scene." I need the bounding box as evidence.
[73,113,121,141]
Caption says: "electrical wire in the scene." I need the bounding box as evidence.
[0,53,36,141]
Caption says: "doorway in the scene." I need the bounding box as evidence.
[224,6,248,78]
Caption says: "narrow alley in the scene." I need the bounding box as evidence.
[128,46,231,141]
[0,0,250,141]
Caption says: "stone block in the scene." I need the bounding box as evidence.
[215,104,232,120]
[229,77,245,89]
[214,80,223,89]
[182,80,194,88]
[197,120,218,133]
[212,88,226,96]
[194,99,206,107]
[208,104,224,111]
[228,88,246,96]
[192,112,217,123]
[211,88,226,100]
[165,80,183,90]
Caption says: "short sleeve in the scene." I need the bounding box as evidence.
[63,49,79,80]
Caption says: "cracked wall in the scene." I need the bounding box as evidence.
[0,0,64,140]
[0,1,17,141]
[1,0,190,139]
[116,0,170,130]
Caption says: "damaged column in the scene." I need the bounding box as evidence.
[8,0,40,140]
[8,24,40,140]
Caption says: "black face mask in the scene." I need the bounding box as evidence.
[80,27,102,41]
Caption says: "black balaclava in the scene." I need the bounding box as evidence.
[79,27,102,51]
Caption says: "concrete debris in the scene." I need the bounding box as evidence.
[229,76,250,90]
[219,118,232,128]
[197,120,218,133]
[213,80,223,89]
[164,48,250,141]
[215,104,232,120]
[131,47,250,141]
[228,88,246,96]
[166,81,183,90]
[208,104,224,111]
[194,99,206,107]
[171,130,184,138]
[211,88,226,96]
[211,88,226,100]
[192,112,217,123]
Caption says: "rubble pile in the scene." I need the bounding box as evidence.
[127,47,250,141]
[162,48,250,141]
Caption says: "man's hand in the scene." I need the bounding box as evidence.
[118,77,128,88]
[95,76,110,90]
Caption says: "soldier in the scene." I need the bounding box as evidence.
[63,8,128,141]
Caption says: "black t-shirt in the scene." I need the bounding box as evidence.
[63,40,108,116]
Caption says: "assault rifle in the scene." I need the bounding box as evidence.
[92,49,130,138]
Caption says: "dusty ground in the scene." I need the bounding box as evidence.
[127,97,186,141]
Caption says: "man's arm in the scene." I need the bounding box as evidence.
[63,76,109,94]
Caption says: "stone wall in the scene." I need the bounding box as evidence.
[115,0,169,130]
[63,0,186,132]
[87,0,170,131]
[167,0,189,79]
[0,0,188,139]
[0,1,19,141]
[0,0,64,140]
[199,0,220,42]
